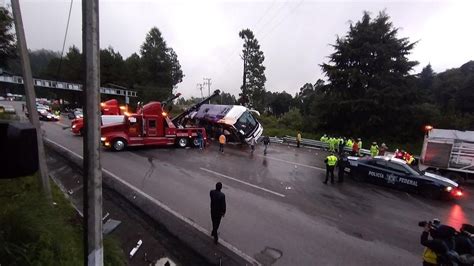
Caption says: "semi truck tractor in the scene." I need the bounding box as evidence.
[420,127,474,183]
[100,91,220,151]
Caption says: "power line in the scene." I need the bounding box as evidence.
[56,0,74,79]
[260,0,305,41]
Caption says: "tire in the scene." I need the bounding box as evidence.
[80,128,84,136]
[112,138,127,151]
[192,138,200,147]
[351,169,365,182]
[420,186,441,199]
[177,138,188,148]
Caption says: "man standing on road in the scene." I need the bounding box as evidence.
[250,137,257,154]
[262,135,270,155]
[357,138,363,156]
[219,132,226,153]
[324,153,338,184]
[296,132,302,148]
[210,182,226,244]
[370,142,379,157]
[338,154,345,183]
[197,130,204,150]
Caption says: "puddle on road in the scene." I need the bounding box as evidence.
[254,246,283,265]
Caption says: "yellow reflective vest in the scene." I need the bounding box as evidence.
[326,155,338,166]
[422,247,437,264]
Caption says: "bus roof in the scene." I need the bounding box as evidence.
[192,104,247,125]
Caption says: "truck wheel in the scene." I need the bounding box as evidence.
[112,139,127,151]
[177,138,188,148]
[192,138,200,147]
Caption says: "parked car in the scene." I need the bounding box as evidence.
[340,155,463,200]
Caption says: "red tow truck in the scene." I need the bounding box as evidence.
[100,90,220,151]
[71,99,124,135]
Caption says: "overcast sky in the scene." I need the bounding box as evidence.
[6,0,474,98]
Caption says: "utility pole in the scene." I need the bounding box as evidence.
[197,83,203,98]
[241,54,247,106]
[203,78,211,104]
[82,0,103,265]
[11,0,52,200]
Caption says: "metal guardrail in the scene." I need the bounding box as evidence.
[267,135,372,156]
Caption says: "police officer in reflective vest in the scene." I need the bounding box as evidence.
[324,153,338,184]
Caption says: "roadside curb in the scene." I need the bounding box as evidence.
[43,138,260,266]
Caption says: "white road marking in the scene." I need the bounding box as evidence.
[200,167,286,198]
[257,155,326,171]
[44,137,260,265]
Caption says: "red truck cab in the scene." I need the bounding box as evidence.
[101,101,207,151]
[71,99,123,135]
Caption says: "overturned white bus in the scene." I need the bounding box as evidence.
[187,104,263,144]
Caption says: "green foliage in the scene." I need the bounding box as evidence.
[239,29,266,112]
[139,27,184,100]
[100,47,125,86]
[265,91,293,116]
[210,92,237,105]
[4,26,184,103]
[319,11,422,141]
[0,7,16,68]
[279,108,303,130]
[0,175,125,266]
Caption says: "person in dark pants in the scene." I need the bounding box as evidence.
[337,155,345,183]
[324,153,338,184]
[210,182,226,244]
[262,135,270,155]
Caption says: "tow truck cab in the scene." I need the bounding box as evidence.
[71,99,124,135]
[101,101,207,151]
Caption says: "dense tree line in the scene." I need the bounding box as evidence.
[2,7,472,143]
[259,12,474,143]
[3,23,183,103]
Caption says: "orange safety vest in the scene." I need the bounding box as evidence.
[219,135,226,144]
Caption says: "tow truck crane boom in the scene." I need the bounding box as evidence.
[172,90,220,126]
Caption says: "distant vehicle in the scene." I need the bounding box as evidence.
[36,103,51,112]
[101,92,213,151]
[0,96,5,101]
[0,104,16,114]
[68,109,83,120]
[176,104,263,144]
[26,108,59,121]
[420,127,474,183]
[340,155,463,200]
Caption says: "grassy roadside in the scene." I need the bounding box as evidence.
[0,174,125,265]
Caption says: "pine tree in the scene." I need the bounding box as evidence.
[239,29,266,111]
[140,27,184,100]
[320,11,419,140]
[0,7,16,68]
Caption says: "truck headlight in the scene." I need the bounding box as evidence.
[101,137,106,141]
[72,124,76,129]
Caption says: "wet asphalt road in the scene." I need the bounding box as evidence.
[6,101,474,265]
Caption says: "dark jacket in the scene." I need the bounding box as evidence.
[210,189,226,217]
[263,136,270,145]
[421,231,449,254]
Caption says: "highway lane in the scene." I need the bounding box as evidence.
[6,101,473,265]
